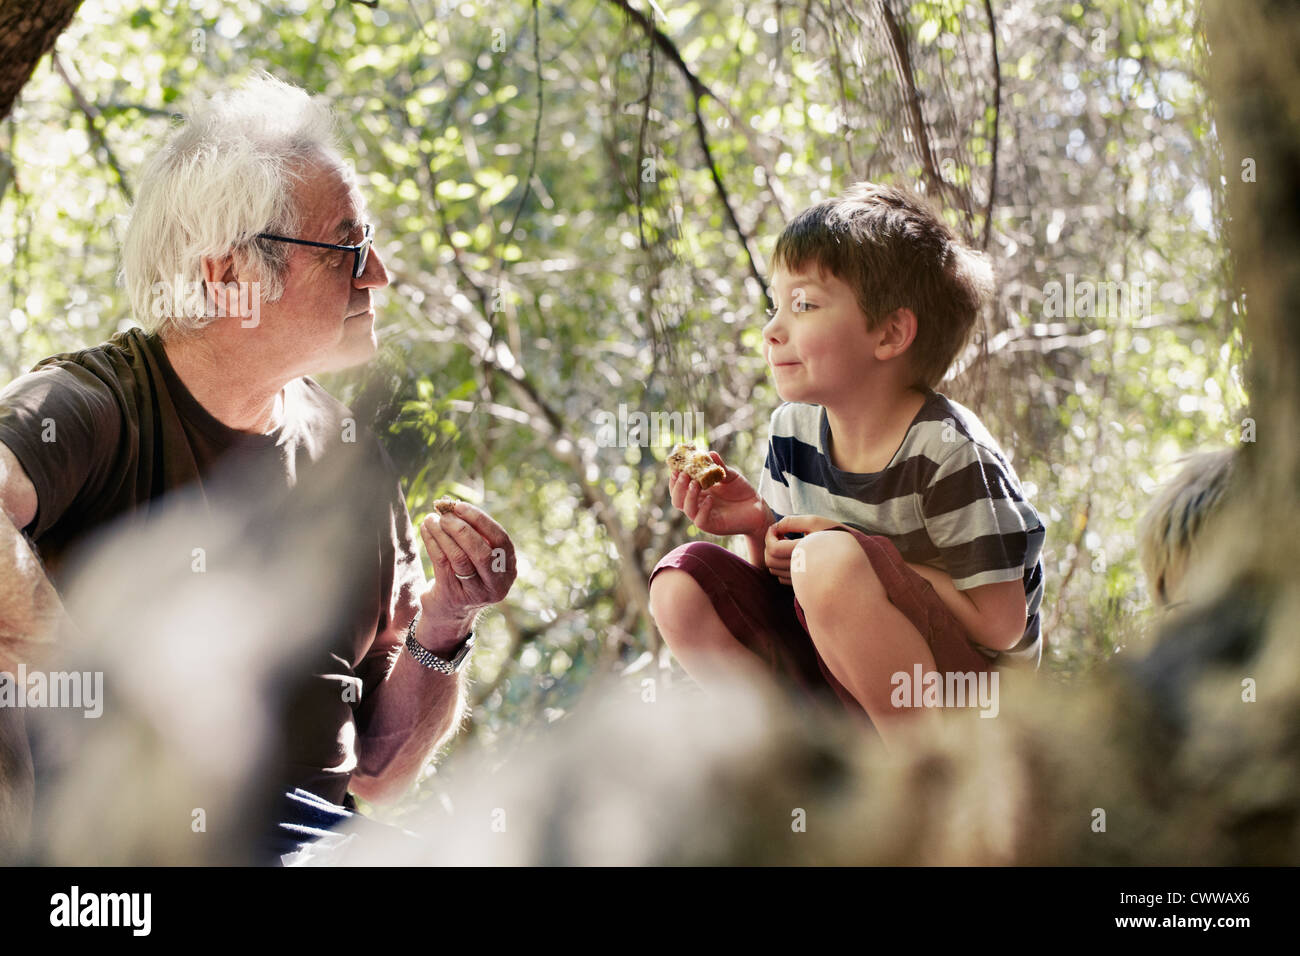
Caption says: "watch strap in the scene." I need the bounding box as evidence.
[404,612,474,674]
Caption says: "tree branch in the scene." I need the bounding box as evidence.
[0,0,84,123]
[607,0,765,290]
[394,268,659,651]
[502,0,543,246]
[606,0,720,102]
[634,19,655,250]
[873,0,943,196]
[980,0,1002,251]
[52,53,132,203]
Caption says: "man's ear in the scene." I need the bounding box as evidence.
[199,255,238,286]
[874,307,918,360]
[199,255,244,321]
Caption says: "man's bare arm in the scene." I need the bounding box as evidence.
[0,441,37,534]
[0,442,54,858]
[349,609,473,805]
[0,441,65,672]
[350,501,515,806]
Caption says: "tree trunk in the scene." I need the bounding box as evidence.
[1198,0,1300,618]
[0,0,84,122]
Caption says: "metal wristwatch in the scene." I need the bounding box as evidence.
[404,612,475,675]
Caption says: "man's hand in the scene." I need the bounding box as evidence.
[764,515,846,585]
[416,501,517,653]
[669,451,769,538]
[351,501,514,804]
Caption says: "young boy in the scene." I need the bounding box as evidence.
[648,183,1046,746]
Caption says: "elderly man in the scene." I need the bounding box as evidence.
[0,75,515,862]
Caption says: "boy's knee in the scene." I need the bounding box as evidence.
[648,569,711,634]
[791,531,883,611]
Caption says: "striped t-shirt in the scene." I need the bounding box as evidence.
[756,389,1046,667]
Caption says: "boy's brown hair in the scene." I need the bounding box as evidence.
[771,182,994,389]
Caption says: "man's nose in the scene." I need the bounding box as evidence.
[355,244,390,290]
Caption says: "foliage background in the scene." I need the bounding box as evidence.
[0,0,1248,788]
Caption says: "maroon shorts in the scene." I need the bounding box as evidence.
[649,529,997,724]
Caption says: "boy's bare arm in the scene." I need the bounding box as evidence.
[743,506,777,569]
[904,561,1027,652]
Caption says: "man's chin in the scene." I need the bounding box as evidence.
[346,308,377,334]
[315,324,377,373]
[346,325,379,362]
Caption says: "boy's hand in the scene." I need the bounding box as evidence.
[764,515,846,585]
[669,451,769,538]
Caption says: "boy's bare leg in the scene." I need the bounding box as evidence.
[648,570,771,688]
[790,531,937,749]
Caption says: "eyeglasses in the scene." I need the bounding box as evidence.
[256,222,374,279]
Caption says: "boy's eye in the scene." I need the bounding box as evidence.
[793,301,817,313]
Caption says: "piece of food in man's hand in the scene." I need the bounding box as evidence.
[667,444,726,490]
[433,498,458,515]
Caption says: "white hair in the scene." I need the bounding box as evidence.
[121,73,342,336]
[1137,449,1237,607]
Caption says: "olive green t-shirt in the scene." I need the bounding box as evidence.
[0,326,426,806]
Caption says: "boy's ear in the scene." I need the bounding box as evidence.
[874,307,918,360]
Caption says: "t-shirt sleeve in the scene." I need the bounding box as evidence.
[921,442,1041,591]
[756,405,791,522]
[0,365,122,539]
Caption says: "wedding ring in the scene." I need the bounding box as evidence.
[455,572,476,580]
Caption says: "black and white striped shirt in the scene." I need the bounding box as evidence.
[757,390,1046,666]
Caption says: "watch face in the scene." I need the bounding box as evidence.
[451,633,476,669]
